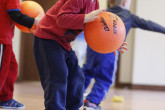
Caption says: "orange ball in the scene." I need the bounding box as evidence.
[15,1,45,33]
[84,12,126,53]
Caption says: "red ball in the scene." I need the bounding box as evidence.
[15,1,45,33]
[84,12,126,53]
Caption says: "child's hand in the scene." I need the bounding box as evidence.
[114,42,128,56]
[31,11,44,33]
[34,11,45,26]
[84,9,105,23]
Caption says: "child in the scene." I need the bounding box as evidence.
[33,0,105,109]
[0,0,42,109]
[83,0,165,109]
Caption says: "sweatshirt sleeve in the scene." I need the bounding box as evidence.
[6,0,35,28]
[8,11,34,28]
[6,0,20,10]
[132,14,165,34]
[56,0,85,29]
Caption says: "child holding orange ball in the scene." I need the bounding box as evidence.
[83,0,165,109]
[33,0,107,109]
[0,0,42,109]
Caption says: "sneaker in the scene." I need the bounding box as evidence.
[83,100,102,110]
[0,99,25,110]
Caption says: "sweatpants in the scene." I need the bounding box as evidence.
[33,36,84,110]
[0,44,18,101]
[82,46,119,104]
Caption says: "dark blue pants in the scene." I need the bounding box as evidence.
[82,46,119,104]
[33,36,84,110]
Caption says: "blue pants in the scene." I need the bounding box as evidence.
[82,46,119,104]
[33,36,84,110]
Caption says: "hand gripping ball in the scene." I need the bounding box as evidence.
[15,1,45,33]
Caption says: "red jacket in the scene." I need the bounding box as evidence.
[34,0,99,51]
[0,0,20,44]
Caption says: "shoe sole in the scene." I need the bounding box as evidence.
[0,106,25,110]
[83,106,102,110]
[83,106,96,110]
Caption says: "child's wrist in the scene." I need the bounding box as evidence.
[84,14,89,23]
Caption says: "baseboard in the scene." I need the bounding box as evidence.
[131,85,165,91]
[115,83,131,88]
[115,83,165,91]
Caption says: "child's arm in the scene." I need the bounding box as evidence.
[56,0,85,29]
[56,0,103,29]
[8,11,34,28]
[8,11,43,28]
[6,0,42,29]
[132,15,165,34]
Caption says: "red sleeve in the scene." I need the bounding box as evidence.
[56,0,85,29]
[6,0,20,10]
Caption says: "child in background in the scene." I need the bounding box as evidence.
[83,0,165,109]
[0,0,42,109]
[33,0,105,109]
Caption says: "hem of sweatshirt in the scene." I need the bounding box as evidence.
[34,31,71,51]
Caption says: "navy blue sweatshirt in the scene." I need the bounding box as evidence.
[107,6,165,37]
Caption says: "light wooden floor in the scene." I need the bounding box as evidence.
[2,82,165,110]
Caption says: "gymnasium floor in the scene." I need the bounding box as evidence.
[2,82,165,110]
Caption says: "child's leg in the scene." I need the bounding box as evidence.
[0,45,24,109]
[86,52,119,104]
[0,48,18,101]
[0,45,11,92]
[65,50,84,110]
[0,44,17,101]
[33,37,69,110]
[82,46,97,90]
